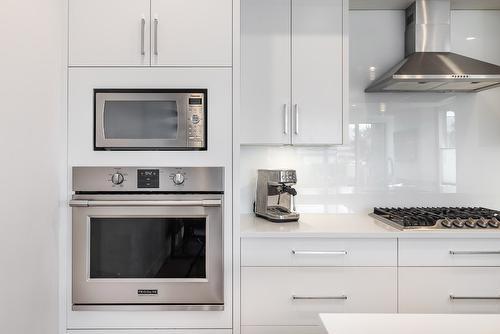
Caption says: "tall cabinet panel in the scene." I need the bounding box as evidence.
[292,0,344,145]
[69,0,150,66]
[241,0,292,145]
[151,0,232,66]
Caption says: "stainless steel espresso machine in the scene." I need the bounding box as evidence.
[254,169,300,222]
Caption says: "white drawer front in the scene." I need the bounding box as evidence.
[241,238,397,267]
[241,267,397,326]
[399,267,500,314]
[241,326,326,334]
[399,238,500,266]
[68,331,232,334]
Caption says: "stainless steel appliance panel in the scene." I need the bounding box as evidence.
[94,89,206,150]
[72,166,223,193]
[71,194,223,307]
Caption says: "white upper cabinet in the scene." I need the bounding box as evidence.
[151,0,232,67]
[69,0,150,66]
[292,0,344,145]
[241,0,346,145]
[241,0,292,145]
[69,0,232,67]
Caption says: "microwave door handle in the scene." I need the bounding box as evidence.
[69,200,222,207]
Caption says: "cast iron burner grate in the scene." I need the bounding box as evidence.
[371,207,500,229]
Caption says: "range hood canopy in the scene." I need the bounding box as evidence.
[365,0,500,93]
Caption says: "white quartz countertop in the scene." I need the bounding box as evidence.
[319,313,500,334]
[240,213,500,238]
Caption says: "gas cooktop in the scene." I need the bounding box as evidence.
[370,207,500,230]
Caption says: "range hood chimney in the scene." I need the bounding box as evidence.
[365,0,500,93]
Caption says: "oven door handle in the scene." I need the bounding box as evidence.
[69,200,222,207]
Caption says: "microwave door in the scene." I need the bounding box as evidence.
[95,92,188,149]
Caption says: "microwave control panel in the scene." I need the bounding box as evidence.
[187,94,205,148]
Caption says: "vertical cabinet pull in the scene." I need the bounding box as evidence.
[153,18,159,56]
[140,17,146,55]
[294,104,299,134]
[283,104,289,135]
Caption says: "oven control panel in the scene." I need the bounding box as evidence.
[72,167,224,193]
[137,169,160,188]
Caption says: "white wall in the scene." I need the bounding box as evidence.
[240,10,500,213]
[0,0,64,333]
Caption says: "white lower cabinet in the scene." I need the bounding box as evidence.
[241,267,397,326]
[241,326,326,334]
[399,238,500,267]
[399,267,500,314]
[67,331,232,334]
[242,238,397,267]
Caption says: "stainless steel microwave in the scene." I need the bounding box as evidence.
[94,89,207,150]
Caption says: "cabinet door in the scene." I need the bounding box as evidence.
[240,0,292,145]
[69,0,150,66]
[151,0,232,66]
[242,267,397,326]
[242,326,326,334]
[399,267,500,314]
[292,0,344,145]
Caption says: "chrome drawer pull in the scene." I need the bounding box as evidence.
[292,295,347,300]
[291,250,348,255]
[449,250,500,255]
[450,294,500,300]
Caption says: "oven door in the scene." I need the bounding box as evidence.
[71,195,223,310]
[94,90,201,150]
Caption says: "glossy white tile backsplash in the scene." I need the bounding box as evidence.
[240,10,500,214]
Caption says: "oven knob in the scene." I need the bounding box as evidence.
[111,173,124,185]
[173,173,185,185]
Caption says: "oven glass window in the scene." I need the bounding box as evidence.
[89,217,206,279]
[103,101,178,139]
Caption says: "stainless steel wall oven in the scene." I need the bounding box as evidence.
[94,89,207,150]
[70,167,224,311]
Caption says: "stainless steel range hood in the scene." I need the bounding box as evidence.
[365,0,500,93]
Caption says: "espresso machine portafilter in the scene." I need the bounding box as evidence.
[254,169,300,222]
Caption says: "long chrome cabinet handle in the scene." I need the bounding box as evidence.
[449,250,500,255]
[140,17,146,55]
[294,104,299,134]
[153,18,159,55]
[283,104,289,135]
[450,295,500,300]
[291,250,348,255]
[69,200,222,207]
[292,295,348,300]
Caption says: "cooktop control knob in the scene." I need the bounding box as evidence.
[111,173,124,185]
[173,173,185,185]
[453,219,465,228]
[441,218,453,228]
